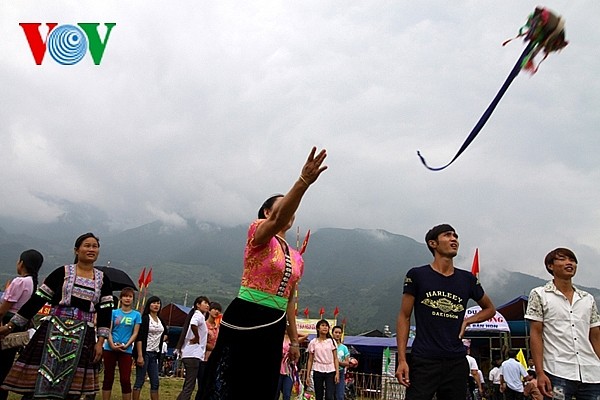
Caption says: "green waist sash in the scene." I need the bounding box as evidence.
[238,286,288,311]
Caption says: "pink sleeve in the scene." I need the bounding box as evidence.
[3,277,27,302]
[307,339,315,353]
[246,220,267,249]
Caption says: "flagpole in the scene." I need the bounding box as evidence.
[136,267,146,310]
[141,267,153,311]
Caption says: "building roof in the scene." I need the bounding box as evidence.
[159,303,191,327]
[496,295,529,321]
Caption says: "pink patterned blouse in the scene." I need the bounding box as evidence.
[240,220,304,299]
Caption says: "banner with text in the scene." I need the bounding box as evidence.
[464,306,510,332]
[296,318,337,335]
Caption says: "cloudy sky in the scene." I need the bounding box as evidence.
[2,1,599,287]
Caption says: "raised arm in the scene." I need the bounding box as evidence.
[253,147,327,245]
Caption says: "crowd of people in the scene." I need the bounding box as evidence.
[0,147,328,399]
[1,147,599,400]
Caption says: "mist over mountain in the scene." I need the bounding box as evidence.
[2,212,598,334]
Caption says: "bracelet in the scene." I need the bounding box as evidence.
[299,176,309,186]
[290,342,300,347]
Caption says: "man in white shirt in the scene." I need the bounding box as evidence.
[525,248,600,399]
[488,356,502,400]
[500,350,527,400]
[464,340,483,399]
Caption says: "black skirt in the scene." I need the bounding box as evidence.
[198,297,287,400]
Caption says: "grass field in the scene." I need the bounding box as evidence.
[5,370,380,399]
[7,372,187,400]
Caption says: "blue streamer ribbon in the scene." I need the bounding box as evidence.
[417,41,535,171]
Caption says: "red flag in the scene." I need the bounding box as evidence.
[299,229,311,255]
[471,248,480,278]
[138,267,146,289]
[144,267,153,287]
[333,306,339,318]
[303,307,309,318]
[319,307,325,318]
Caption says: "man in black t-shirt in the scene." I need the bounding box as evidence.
[395,224,496,400]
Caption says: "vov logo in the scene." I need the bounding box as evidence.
[19,23,116,65]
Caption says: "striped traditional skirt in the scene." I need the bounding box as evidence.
[1,314,100,399]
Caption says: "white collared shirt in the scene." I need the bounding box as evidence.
[525,281,600,383]
[181,310,207,360]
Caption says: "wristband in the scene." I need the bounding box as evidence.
[299,176,309,186]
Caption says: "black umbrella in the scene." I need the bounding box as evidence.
[96,266,138,291]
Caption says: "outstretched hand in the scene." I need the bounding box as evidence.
[300,147,328,186]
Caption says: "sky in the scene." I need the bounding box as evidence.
[2,1,599,287]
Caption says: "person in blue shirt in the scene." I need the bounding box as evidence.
[102,287,142,400]
[332,325,350,400]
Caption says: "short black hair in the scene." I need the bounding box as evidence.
[544,247,577,276]
[258,194,284,219]
[425,224,456,255]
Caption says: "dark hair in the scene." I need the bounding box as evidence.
[19,249,44,289]
[176,296,210,351]
[332,325,343,333]
[142,295,161,316]
[544,247,577,276]
[507,349,518,359]
[316,319,336,349]
[425,224,456,255]
[73,232,100,263]
[209,301,222,312]
[316,319,332,337]
[527,370,537,378]
[120,287,135,298]
[195,296,210,316]
[258,194,284,219]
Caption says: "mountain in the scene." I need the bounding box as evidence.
[1,216,599,334]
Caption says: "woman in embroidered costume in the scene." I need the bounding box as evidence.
[0,233,114,399]
[0,249,44,400]
[199,146,328,399]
